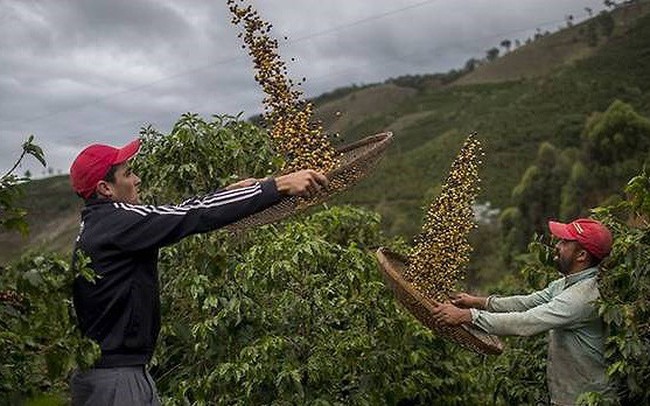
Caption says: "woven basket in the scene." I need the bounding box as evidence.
[375,247,503,355]
[225,132,393,233]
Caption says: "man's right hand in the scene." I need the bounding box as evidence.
[275,170,329,198]
[451,293,488,310]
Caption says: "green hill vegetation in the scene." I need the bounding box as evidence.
[323,2,650,241]
[0,175,80,264]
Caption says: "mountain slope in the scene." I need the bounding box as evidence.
[0,176,80,263]
[320,3,650,236]
[457,2,649,85]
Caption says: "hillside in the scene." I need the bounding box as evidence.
[321,2,650,236]
[313,84,416,142]
[0,176,80,263]
[454,3,646,85]
[2,2,650,262]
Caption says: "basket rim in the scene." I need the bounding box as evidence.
[281,131,393,178]
[224,132,393,233]
[376,248,440,314]
[327,132,392,178]
[375,247,504,355]
[336,131,392,153]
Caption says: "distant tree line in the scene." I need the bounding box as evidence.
[468,5,619,73]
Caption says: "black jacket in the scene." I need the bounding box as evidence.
[72,180,281,367]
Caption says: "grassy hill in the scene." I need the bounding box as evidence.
[323,2,650,237]
[0,176,80,263]
[454,8,620,85]
[2,1,650,264]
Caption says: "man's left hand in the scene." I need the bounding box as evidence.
[431,302,472,327]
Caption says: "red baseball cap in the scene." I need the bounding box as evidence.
[548,218,613,260]
[70,139,141,199]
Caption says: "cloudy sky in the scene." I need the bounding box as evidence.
[1,0,607,176]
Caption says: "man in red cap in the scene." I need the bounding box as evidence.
[68,139,328,405]
[431,218,615,405]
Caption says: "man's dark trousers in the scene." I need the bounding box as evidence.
[71,366,161,405]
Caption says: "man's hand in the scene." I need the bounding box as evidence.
[431,302,472,327]
[225,178,259,191]
[451,292,488,310]
[275,170,329,198]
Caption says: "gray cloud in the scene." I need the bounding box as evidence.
[0,0,606,176]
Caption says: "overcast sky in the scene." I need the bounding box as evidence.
[1,0,608,176]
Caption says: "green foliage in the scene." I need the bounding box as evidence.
[488,336,549,405]
[560,161,593,220]
[564,100,650,221]
[502,142,570,261]
[586,19,601,47]
[0,137,86,404]
[503,100,650,269]
[626,168,650,214]
[0,254,100,404]
[582,99,650,167]
[0,136,46,235]
[134,113,282,204]
[585,174,650,404]
[151,206,484,405]
[498,207,526,266]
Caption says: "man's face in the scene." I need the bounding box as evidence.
[554,239,584,274]
[100,163,141,204]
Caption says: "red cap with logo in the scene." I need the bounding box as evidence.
[70,139,141,199]
[548,218,613,260]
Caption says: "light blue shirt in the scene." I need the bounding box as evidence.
[470,267,612,405]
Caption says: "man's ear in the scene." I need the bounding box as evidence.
[96,180,114,198]
[576,248,590,264]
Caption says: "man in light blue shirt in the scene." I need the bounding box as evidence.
[431,218,614,405]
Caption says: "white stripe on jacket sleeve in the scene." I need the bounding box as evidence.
[113,182,264,217]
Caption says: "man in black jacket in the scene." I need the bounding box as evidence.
[68,138,327,405]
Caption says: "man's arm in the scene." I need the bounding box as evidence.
[453,281,559,313]
[470,288,595,336]
[105,170,328,251]
[433,284,596,337]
